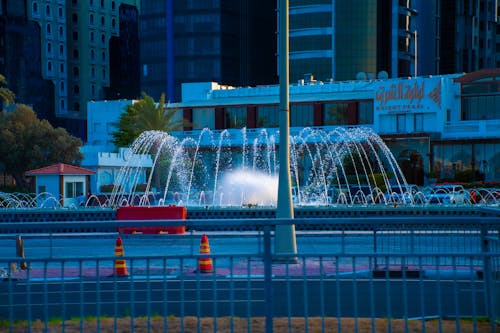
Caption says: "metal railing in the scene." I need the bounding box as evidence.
[0,216,499,333]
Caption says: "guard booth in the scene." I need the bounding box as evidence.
[25,163,95,207]
[116,205,187,234]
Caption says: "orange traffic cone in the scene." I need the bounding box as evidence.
[198,234,213,273]
[114,236,129,276]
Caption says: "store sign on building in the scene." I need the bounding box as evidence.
[374,77,441,113]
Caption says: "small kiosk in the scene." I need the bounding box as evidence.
[26,163,95,207]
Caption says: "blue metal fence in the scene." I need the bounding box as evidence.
[0,216,499,332]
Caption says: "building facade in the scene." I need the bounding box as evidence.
[0,1,54,121]
[0,0,142,139]
[81,100,152,194]
[85,69,500,185]
[288,0,500,83]
[139,0,277,103]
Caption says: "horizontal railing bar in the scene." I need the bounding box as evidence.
[0,216,499,233]
[2,253,497,262]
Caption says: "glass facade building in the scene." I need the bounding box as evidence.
[288,0,414,82]
[140,0,277,103]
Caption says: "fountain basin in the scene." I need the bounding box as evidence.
[116,205,187,234]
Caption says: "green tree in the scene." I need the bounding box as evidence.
[112,92,185,147]
[0,104,83,190]
[0,74,15,107]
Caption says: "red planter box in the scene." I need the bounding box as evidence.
[116,206,187,234]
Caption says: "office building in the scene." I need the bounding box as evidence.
[139,0,277,103]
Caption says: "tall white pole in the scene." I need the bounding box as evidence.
[275,0,297,259]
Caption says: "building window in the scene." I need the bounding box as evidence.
[59,26,64,37]
[46,24,51,35]
[73,49,79,58]
[291,104,314,127]
[47,42,52,53]
[224,107,247,128]
[90,32,95,41]
[46,5,51,16]
[60,99,65,110]
[33,2,38,13]
[102,68,106,78]
[58,7,63,17]
[91,49,95,60]
[101,16,105,26]
[192,108,215,129]
[101,51,105,61]
[73,66,79,77]
[38,185,46,195]
[72,31,78,41]
[74,102,80,111]
[90,14,94,25]
[324,103,349,125]
[101,34,105,44]
[91,67,95,78]
[72,13,78,23]
[60,63,64,73]
[358,101,374,124]
[65,181,84,198]
[100,0,104,8]
[112,18,116,28]
[59,44,64,56]
[60,81,64,92]
[257,105,279,128]
[462,95,500,120]
[396,114,406,132]
[74,85,79,94]
[414,113,424,132]
[47,61,52,72]
[111,1,116,10]
[91,85,95,96]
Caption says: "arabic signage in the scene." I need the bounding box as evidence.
[374,77,441,113]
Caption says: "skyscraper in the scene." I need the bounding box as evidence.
[287,0,499,83]
[0,1,54,121]
[0,0,140,139]
[139,0,277,103]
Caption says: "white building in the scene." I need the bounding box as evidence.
[85,70,500,185]
[81,100,152,193]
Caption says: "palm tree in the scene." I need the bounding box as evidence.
[0,74,15,107]
[112,92,185,147]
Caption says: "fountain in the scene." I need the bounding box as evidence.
[0,126,498,226]
[109,126,412,208]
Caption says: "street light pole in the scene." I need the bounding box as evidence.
[275,0,297,259]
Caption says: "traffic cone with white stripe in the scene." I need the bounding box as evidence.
[114,236,129,276]
[198,234,213,273]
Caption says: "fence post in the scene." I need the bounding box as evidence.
[373,227,378,270]
[481,225,495,328]
[263,225,273,333]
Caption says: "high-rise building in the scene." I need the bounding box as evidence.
[0,1,54,120]
[288,0,420,82]
[439,0,498,73]
[287,0,499,83]
[0,0,141,139]
[139,0,277,103]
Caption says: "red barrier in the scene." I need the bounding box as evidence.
[116,206,187,234]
